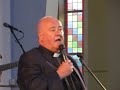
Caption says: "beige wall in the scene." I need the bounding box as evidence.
[86,0,120,90]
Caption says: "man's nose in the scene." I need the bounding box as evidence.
[56,30,62,36]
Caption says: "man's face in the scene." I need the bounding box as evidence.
[38,19,64,52]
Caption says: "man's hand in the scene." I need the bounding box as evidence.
[57,60,74,79]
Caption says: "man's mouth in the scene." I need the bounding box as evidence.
[55,39,61,42]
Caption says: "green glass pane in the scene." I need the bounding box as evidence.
[78,22,82,28]
[73,22,77,28]
[68,42,72,48]
[78,48,82,53]
[73,15,77,21]
[73,48,77,53]
[72,41,77,48]
[68,35,72,41]
[78,28,82,34]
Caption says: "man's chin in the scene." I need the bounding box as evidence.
[53,44,60,51]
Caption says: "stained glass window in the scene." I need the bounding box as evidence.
[66,0,83,71]
[67,0,83,54]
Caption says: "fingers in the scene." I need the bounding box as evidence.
[57,60,74,79]
[61,60,73,68]
[66,60,73,66]
[63,60,74,72]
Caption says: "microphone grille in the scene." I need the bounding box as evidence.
[3,23,8,27]
[59,44,65,51]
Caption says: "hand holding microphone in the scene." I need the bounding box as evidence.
[57,60,74,79]
[56,44,74,79]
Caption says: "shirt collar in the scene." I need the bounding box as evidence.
[38,45,60,57]
[53,53,60,57]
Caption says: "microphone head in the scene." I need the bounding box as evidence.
[3,23,9,27]
[59,44,65,51]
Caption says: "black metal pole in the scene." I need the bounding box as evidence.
[10,28,25,53]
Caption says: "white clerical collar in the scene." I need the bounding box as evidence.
[53,53,60,57]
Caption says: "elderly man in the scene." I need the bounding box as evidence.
[17,16,86,90]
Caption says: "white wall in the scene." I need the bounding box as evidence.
[0,0,11,90]
[46,0,58,18]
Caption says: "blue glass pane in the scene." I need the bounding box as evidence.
[78,35,82,41]
[73,28,77,34]
[68,48,73,53]
[68,22,73,28]
[71,55,82,67]
[77,59,82,66]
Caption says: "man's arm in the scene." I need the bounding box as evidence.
[17,53,64,90]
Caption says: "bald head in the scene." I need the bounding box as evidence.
[37,16,62,33]
[37,16,64,52]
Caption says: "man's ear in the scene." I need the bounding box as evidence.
[38,32,44,41]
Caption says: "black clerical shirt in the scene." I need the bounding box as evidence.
[17,45,86,90]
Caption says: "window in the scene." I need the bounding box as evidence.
[66,0,84,71]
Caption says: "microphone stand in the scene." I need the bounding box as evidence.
[77,53,107,90]
[10,27,25,53]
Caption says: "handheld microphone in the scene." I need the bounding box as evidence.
[59,44,71,89]
[3,23,22,33]
[59,44,68,61]
[59,44,87,90]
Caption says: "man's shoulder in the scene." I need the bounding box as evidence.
[19,47,44,63]
[20,47,42,59]
[26,47,40,54]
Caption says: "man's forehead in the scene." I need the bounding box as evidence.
[47,20,63,27]
[37,17,63,31]
[50,26,63,29]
